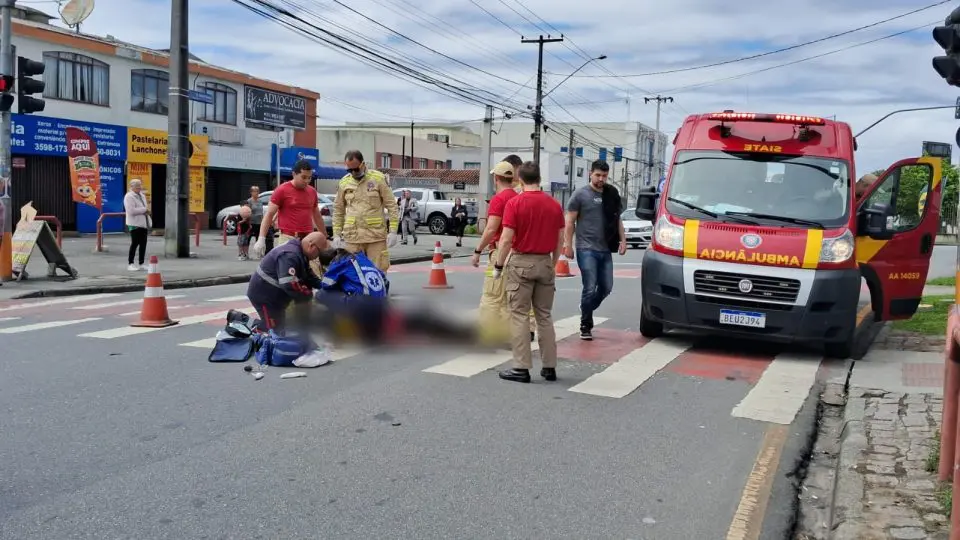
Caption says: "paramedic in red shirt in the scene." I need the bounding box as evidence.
[253,160,326,272]
[493,161,566,384]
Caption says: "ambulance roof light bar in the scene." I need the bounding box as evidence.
[707,112,826,126]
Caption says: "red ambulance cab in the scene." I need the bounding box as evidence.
[634,111,943,358]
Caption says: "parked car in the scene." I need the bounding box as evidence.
[392,188,478,235]
[216,192,334,236]
[621,208,652,248]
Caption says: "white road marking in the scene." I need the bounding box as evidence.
[0,316,21,324]
[72,295,186,310]
[568,338,692,398]
[0,317,102,334]
[119,304,196,316]
[205,295,250,303]
[422,315,593,377]
[731,353,822,425]
[0,293,121,312]
[79,308,256,339]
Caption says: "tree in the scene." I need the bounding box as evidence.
[895,157,958,229]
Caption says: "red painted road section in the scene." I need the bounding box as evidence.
[555,328,649,365]
[388,264,641,278]
[666,346,773,384]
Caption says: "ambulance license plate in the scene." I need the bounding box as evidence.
[719,309,766,328]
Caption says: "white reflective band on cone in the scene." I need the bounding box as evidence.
[431,263,444,270]
[144,287,164,298]
[148,264,157,273]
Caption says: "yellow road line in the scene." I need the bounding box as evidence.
[855,303,872,327]
[725,424,789,540]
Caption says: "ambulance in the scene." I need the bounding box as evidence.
[634,111,943,358]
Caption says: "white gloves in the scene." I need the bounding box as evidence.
[387,233,398,248]
[330,236,345,249]
[492,265,503,280]
[253,238,266,258]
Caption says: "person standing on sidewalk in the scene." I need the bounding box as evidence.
[398,189,418,245]
[123,179,151,271]
[493,161,565,384]
[246,185,273,255]
[563,160,627,341]
[253,160,326,275]
[331,150,399,272]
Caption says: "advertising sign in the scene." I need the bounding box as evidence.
[11,114,126,161]
[127,127,209,166]
[245,86,307,129]
[189,166,205,213]
[65,127,102,210]
[270,144,319,176]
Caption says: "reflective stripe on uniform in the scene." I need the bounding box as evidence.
[350,259,370,295]
[278,276,297,285]
[321,276,336,287]
[256,266,282,289]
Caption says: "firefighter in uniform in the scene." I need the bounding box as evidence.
[501,155,537,340]
[331,150,399,272]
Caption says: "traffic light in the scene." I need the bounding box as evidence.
[0,74,13,112]
[933,6,960,86]
[16,56,44,115]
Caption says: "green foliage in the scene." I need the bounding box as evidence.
[926,430,941,472]
[891,295,953,335]
[464,224,478,235]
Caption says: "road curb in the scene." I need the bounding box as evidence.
[7,253,466,300]
[827,392,868,536]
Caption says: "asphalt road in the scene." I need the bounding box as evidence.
[0,249,849,539]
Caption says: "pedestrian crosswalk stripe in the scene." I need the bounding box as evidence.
[731,353,822,424]
[71,295,186,310]
[118,304,196,317]
[0,293,121,312]
[205,295,250,303]
[568,338,692,398]
[422,315,594,377]
[0,317,103,334]
[0,316,21,323]
[79,308,256,339]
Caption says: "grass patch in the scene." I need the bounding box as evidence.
[891,295,953,335]
[926,430,941,473]
[938,482,953,517]
[928,276,956,287]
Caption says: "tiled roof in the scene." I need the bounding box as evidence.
[380,168,479,185]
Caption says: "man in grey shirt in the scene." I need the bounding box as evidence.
[563,160,626,340]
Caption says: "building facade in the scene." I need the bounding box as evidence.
[7,11,319,232]
[315,128,447,170]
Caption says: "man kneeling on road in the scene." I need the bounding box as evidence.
[247,231,328,333]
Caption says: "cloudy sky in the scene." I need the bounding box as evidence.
[42,0,960,173]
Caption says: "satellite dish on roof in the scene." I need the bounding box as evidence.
[59,0,95,28]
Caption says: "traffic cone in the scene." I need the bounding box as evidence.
[423,241,453,289]
[131,255,179,328]
[555,254,575,278]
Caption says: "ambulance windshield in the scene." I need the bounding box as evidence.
[665,151,850,228]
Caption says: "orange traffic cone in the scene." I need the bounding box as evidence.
[424,241,453,289]
[555,254,575,277]
[131,255,179,328]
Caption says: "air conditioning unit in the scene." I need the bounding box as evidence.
[192,121,245,146]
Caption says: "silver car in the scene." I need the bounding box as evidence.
[216,191,334,236]
[622,209,653,249]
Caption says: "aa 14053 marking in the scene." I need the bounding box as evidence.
[888,272,921,280]
[699,248,800,267]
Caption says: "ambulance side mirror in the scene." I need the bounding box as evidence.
[859,202,893,240]
[635,187,658,221]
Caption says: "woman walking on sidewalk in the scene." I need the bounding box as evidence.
[451,197,467,247]
[123,179,151,271]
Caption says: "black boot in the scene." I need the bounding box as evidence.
[540,368,557,381]
[498,368,531,383]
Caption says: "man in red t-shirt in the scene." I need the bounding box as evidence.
[253,160,326,274]
[493,161,565,384]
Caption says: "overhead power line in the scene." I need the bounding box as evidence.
[551,0,951,79]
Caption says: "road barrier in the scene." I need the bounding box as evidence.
[95,212,126,252]
[190,212,202,247]
[939,284,960,538]
[34,215,62,248]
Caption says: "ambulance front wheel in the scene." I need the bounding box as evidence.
[824,328,855,360]
[639,304,663,339]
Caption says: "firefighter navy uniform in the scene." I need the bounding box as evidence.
[332,169,400,272]
[246,238,323,332]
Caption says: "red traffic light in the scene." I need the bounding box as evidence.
[0,74,13,93]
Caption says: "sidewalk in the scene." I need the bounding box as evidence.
[0,231,478,300]
[795,326,950,539]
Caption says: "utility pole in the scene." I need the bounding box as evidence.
[0,0,13,281]
[478,104,493,232]
[165,0,190,258]
[566,128,575,192]
[645,95,672,183]
[410,121,414,168]
[522,35,563,165]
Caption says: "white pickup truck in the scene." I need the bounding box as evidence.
[393,187,478,235]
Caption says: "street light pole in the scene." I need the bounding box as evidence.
[165,0,190,258]
[522,35,564,165]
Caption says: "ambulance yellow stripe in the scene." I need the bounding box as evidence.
[683,220,699,258]
[802,230,823,269]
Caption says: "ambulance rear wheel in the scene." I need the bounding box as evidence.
[639,305,663,338]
